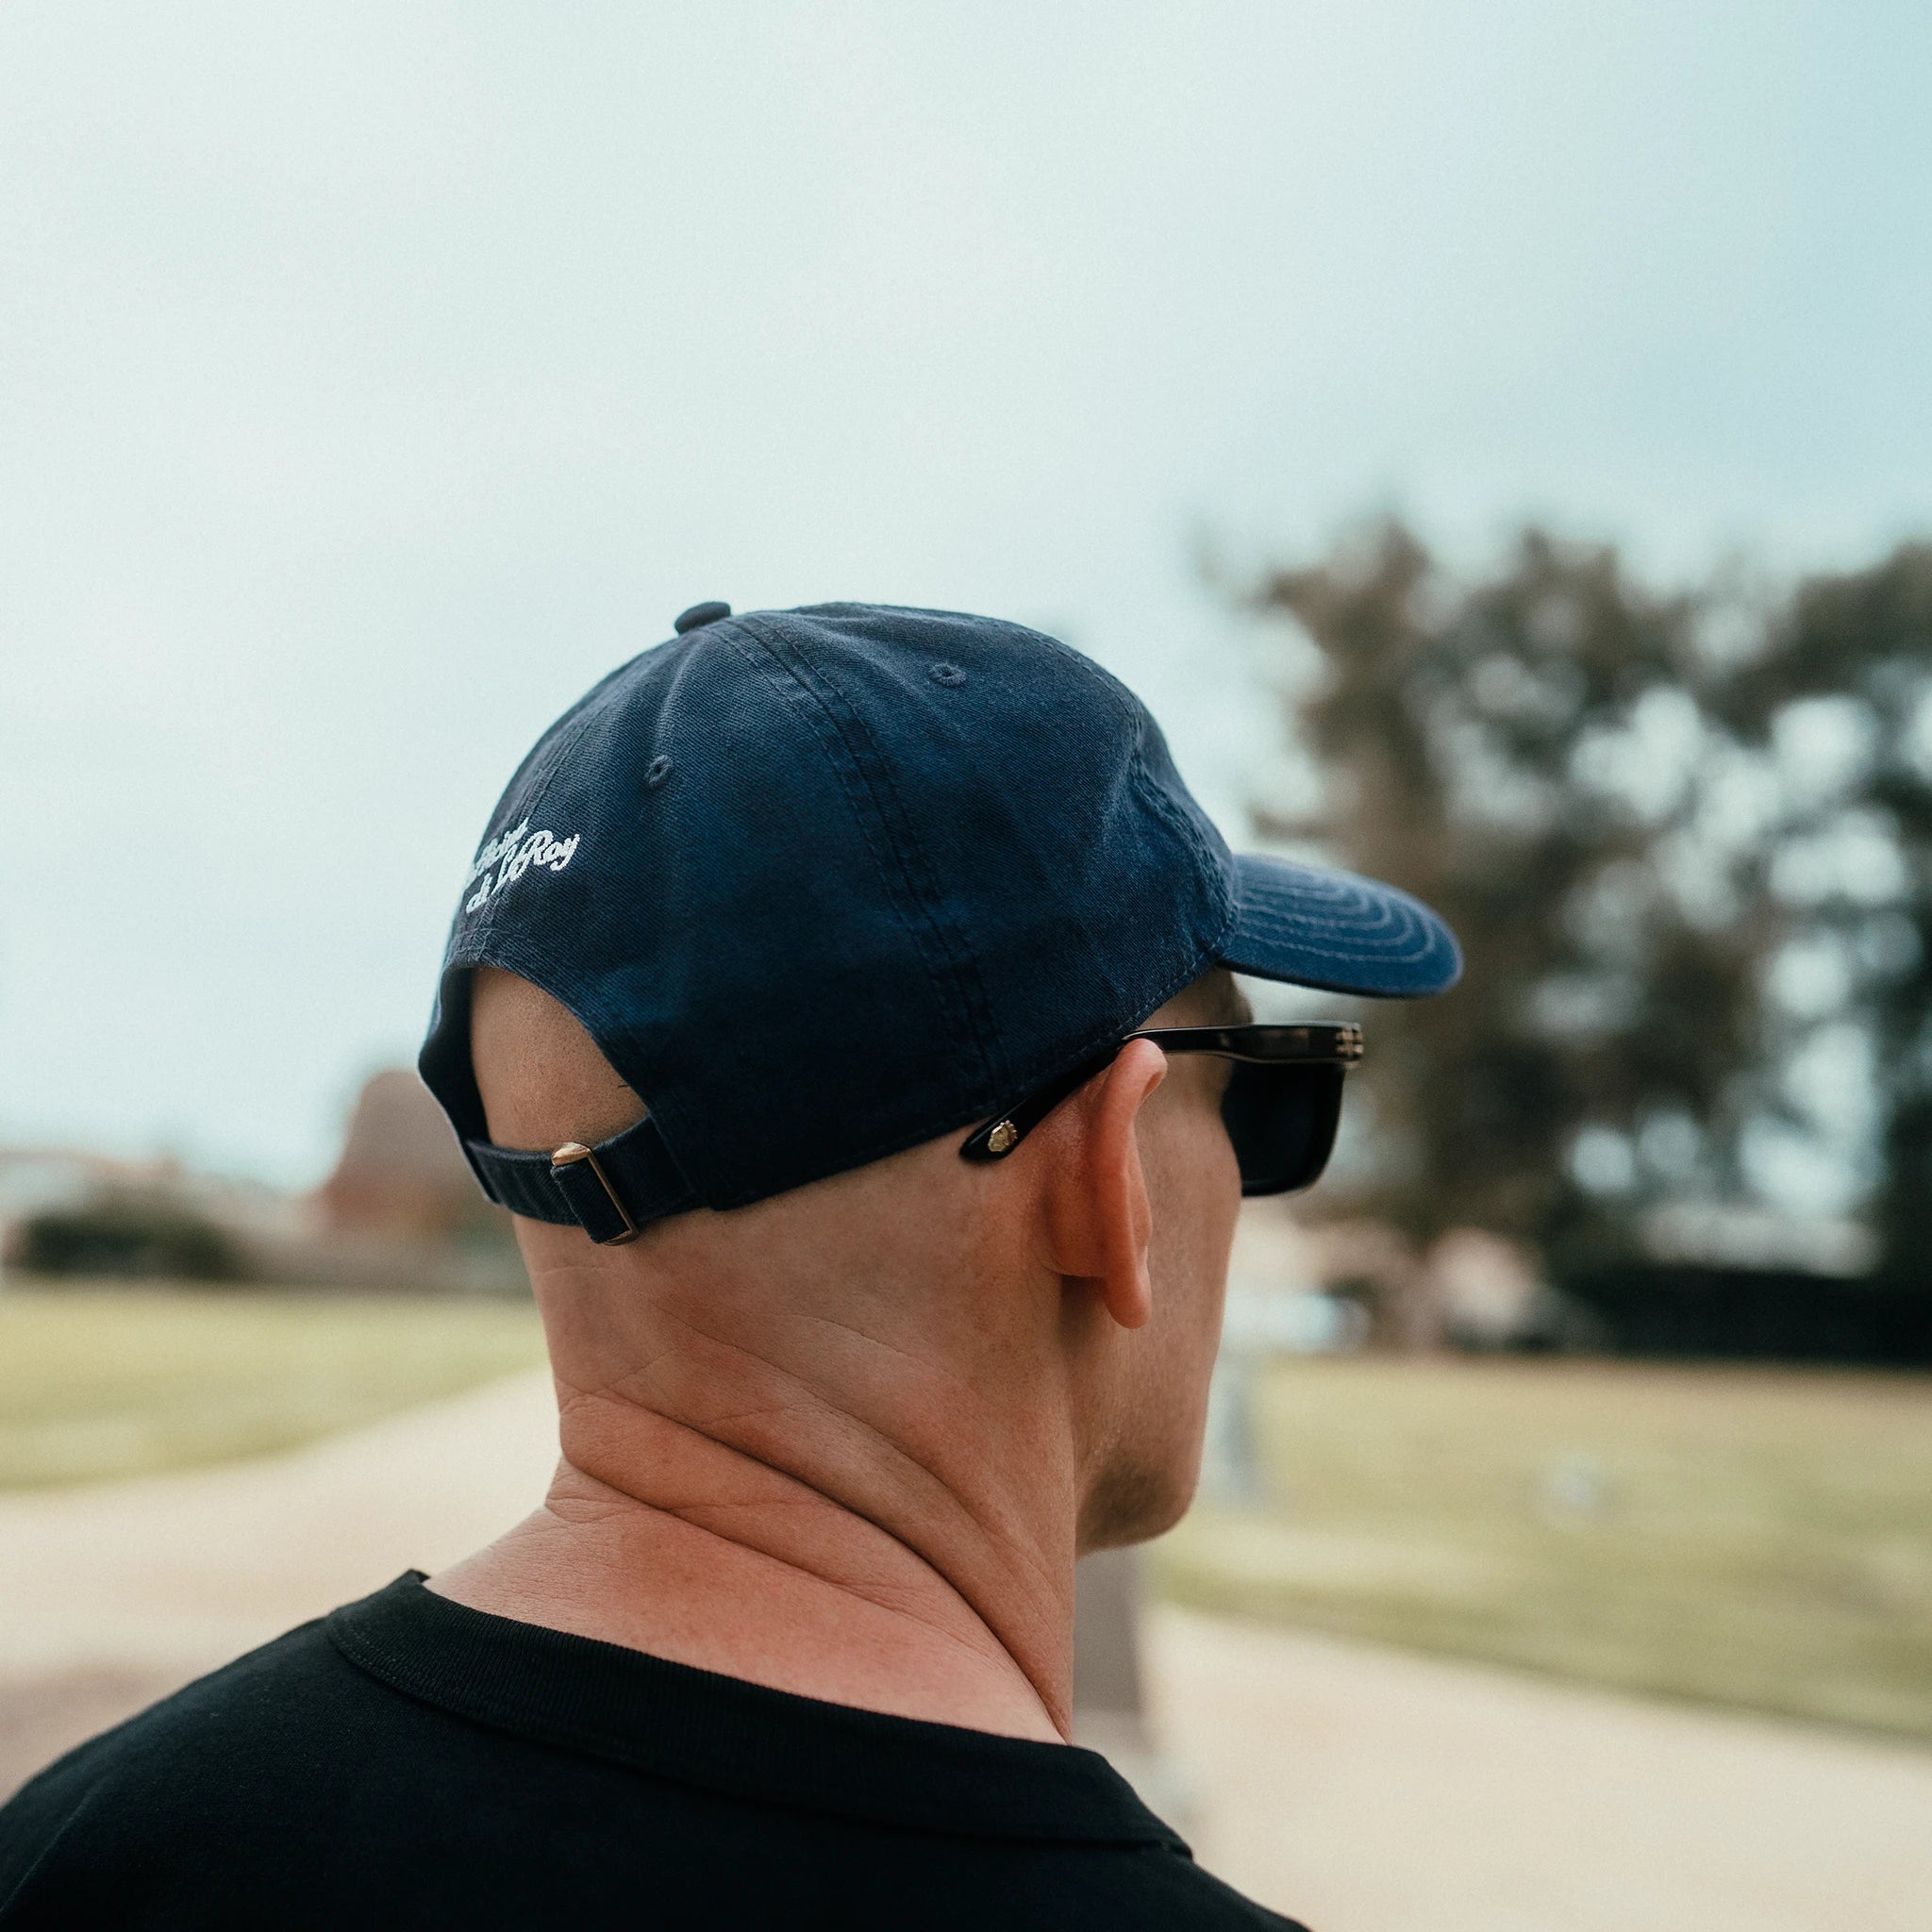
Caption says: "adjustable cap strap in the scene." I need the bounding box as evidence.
[464,1114,698,1245]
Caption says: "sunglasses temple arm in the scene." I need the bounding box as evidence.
[958,1043,1124,1162]
[960,1027,1361,1165]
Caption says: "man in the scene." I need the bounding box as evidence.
[0,602,1457,1927]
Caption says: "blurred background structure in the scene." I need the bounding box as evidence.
[2,7,1929,1928]
[3,1068,520,1295]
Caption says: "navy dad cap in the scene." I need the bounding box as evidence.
[418,602,1459,1242]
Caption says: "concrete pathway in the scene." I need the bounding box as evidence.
[1151,1607,1932,1932]
[0,1370,559,1684]
[4,1370,1928,1931]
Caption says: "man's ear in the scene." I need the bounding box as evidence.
[1037,1040,1167,1330]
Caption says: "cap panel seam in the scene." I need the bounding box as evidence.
[1029,630,1143,731]
[1033,625,1240,957]
[713,619,974,1083]
[785,641,1010,1094]
[731,614,1007,1098]
[1132,758,1238,941]
[933,619,1230,1054]
[478,689,620,840]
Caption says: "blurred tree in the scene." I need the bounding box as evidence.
[1717,543,1932,1276]
[1245,522,1765,1270]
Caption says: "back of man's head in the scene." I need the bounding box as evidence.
[469,958,1247,1555]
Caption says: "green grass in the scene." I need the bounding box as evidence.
[1155,1356,1932,1744]
[0,1282,547,1491]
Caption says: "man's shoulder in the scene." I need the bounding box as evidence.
[0,1615,379,1907]
[9,1617,326,1787]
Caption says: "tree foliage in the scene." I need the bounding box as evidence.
[1246,523,1929,1277]
[1718,542,1932,1272]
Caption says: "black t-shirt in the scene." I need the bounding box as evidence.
[0,1573,1306,1929]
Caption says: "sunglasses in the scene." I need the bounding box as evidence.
[959,1023,1363,1195]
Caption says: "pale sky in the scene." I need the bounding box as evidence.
[3,2,1928,1185]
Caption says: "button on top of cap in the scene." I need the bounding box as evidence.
[674,601,732,634]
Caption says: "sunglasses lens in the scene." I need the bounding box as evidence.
[1220,1062,1345,1195]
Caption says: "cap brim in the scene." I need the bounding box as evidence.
[1216,853,1462,999]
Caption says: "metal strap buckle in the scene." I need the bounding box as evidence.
[549,1141,641,1245]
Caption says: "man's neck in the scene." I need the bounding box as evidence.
[428,1378,1074,1743]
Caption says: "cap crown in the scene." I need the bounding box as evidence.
[421,604,1236,1208]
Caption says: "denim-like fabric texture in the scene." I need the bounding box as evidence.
[418,603,1457,1214]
